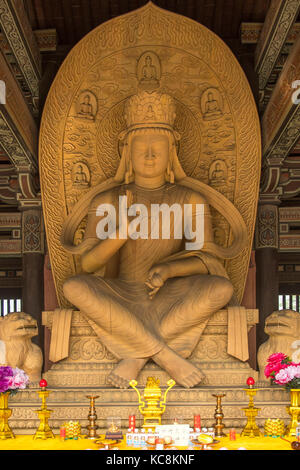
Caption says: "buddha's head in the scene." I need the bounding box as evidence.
[115,91,185,185]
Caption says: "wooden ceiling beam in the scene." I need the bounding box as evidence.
[0,29,57,53]
[241,22,300,45]
[0,0,41,110]
[0,48,38,199]
[254,0,300,90]
[262,33,300,158]
[261,33,300,198]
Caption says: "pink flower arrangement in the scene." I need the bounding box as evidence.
[0,366,29,395]
[265,353,300,389]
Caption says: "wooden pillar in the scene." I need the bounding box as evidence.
[20,200,45,351]
[255,202,279,349]
[22,252,44,348]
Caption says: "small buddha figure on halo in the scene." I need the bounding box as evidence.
[78,94,94,120]
[203,91,222,120]
[139,55,160,90]
[73,164,89,188]
[210,162,226,184]
[142,55,158,81]
[62,91,237,389]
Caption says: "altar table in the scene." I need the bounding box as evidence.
[0,435,295,451]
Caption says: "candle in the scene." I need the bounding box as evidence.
[156,438,164,450]
[246,377,255,388]
[39,379,48,388]
[129,415,136,431]
[194,415,201,431]
[229,428,236,440]
[60,426,66,440]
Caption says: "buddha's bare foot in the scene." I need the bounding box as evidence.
[152,347,205,388]
[107,358,147,389]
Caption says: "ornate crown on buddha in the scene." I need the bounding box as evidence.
[120,91,178,139]
[116,91,184,184]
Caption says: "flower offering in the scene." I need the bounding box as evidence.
[0,366,29,394]
[265,353,300,388]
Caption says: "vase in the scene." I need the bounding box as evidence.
[0,391,15,439]
[285,389,300,438]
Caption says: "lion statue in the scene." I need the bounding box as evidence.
[257,309,300,381]
[0,312,43,383]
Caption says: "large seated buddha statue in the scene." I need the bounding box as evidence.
[39,3,261,390]
[60,91,247,389]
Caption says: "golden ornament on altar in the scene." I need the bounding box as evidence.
[197,434,213,444]
[129,376,175,432]
[64,421,81,439]
[105,416,123,440]
[0,392,15,440]
[33,380,55,440]
[285,389,300,438]
[264,419,285,437]
[109,423,119,432]
[240,379,261,438]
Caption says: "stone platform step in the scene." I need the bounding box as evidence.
[9,383,290,435]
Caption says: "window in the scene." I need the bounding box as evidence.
[278,295,300,312]
[0,298,22,316]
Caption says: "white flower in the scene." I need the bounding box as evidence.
[10,368,29,390]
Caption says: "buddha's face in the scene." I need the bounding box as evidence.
[131,132,169,179]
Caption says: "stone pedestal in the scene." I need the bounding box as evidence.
[42,309,259,387]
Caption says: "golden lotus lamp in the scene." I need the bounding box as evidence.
[33,379,55,440]
[240,377,261,438]
[129,377,175,432]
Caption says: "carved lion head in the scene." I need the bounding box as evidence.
[0,312,38,341]
[265,310,300,338]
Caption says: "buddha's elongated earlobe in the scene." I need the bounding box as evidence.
[165,139,175,183]
[168,166,175,183]
[125,154,134,184]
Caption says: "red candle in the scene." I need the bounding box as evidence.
[39,379,48,388]
[129,415,136,431]
[246,377,255,388]
[60,426,66,440]
[229,428,236,440]
[194,415,201,431]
